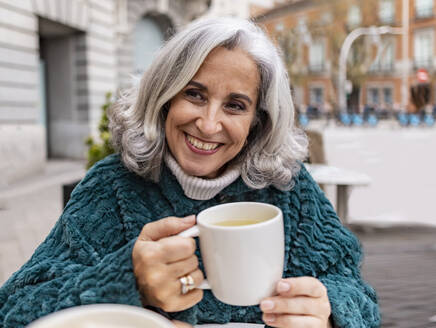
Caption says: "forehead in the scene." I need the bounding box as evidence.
[192,47,260,95]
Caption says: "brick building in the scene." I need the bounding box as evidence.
[254,0,436,116]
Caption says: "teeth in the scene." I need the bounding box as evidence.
[187,134,220,151]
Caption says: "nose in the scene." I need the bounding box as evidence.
[195,102,223,136]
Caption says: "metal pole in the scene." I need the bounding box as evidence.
[338,27,369,112]
[401,0,410,110]
[338,26,403,112]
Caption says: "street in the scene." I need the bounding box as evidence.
[355,225,436,327]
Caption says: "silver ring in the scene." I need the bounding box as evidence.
[180,274,195,294]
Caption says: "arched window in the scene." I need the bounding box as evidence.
[133,16,165,74]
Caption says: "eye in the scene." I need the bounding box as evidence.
[184,89,205,102]
[225,101,246,112]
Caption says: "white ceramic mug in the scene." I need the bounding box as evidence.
[179,202,284,306]
[26,304,175,328]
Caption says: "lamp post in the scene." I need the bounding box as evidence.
[401,0,409,111]
[337,25,403,112]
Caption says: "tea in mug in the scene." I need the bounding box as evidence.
[214,219,266,226]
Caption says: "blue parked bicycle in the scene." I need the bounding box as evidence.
[397,112,409,126]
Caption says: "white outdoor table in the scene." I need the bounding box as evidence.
[304,164,372,224]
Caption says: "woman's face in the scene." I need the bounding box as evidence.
[165,47,260,178]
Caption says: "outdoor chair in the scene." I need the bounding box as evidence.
[305,130,326,165]
[305,130,326,191]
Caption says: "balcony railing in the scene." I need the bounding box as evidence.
[308,63,325,73]
[415,5,434,19]
[369,62,395,73]
[413,58,434,70]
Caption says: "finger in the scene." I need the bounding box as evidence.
[138,216,196,241]
[260,296,328,317]
[158,236,196,263]
[181,268,204,290]
[174,269,205,311]
[168,255,199,277]
[173,288,204,312]
[148,269,205,313]
[276,277,328,298]
[263,313,322,328]
[172,320,193,328]
[172,268,204,293]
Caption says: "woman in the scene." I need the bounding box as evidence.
[0,17,379,328]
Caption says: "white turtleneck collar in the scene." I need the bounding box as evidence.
[164,153,241,201]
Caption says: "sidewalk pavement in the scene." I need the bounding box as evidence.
[351,225,436,328]
[1,159,435,327]
[0,159,86,284]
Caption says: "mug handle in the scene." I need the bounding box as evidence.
[178,225,210,290]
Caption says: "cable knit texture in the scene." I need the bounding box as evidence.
[164,153,240,200]
[0,154,380,327]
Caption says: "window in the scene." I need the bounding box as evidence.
[367,86,393,107]
[414,29,434,68]
[309,38,325,72]
[310,87,324,106]
[380,41,394,70]
[379,0,395,24]
[370,39,395,72]
[134,17,165,74]
[383,88,393,106]
[415,0,434,18]
[296,17,311,44]
[321,12,332,25]
[367,88,380,106]
[347,5,362,28]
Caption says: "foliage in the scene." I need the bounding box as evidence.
[85,92,115,169]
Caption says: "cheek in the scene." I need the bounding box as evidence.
[231,121,252,147]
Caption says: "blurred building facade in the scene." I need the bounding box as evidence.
[0,0,211,185]
[206,0,273,17]
[255,0,436,116]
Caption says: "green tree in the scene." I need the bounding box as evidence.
[85,92,115,169]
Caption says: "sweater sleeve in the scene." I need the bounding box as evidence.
[319,254,380,328]
[287,166,380,328]
[0,157,143,328]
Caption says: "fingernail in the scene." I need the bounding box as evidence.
[277,281,290,293]
[260,300,274,311]
[264,314,275,323]
[182,215,195,223]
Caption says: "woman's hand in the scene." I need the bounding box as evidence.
[260,277,332,328]
[172,320,194,328]
[132,215,204,312]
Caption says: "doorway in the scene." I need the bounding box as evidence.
[38,17,82,158]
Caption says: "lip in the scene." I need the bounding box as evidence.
[184,133,222,155]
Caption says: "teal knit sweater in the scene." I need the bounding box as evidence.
[0,155,380,327]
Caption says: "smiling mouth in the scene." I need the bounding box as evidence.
[185,133,222,151]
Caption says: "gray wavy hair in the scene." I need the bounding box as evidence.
[109,16,308,190]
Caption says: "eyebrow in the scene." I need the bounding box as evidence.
[187,80,253,105]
